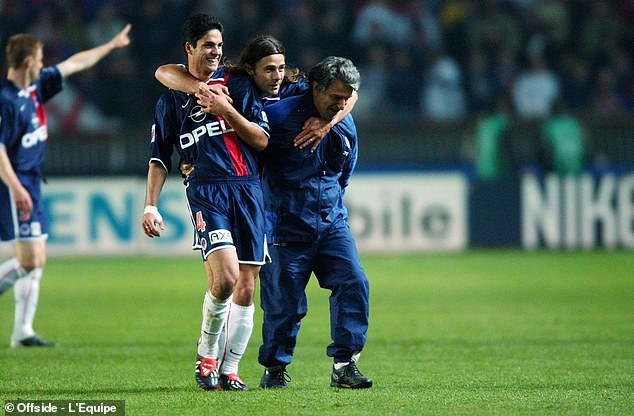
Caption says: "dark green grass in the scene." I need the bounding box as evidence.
[1,251,633,415]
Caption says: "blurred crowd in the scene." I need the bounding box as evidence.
[1,0,633,129]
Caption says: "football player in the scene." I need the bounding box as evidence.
[0,24,131,348]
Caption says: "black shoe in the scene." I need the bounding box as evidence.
[10,335,56,348]
[330,361,373,389]
[260,366,291,388]
[218,373,249,391]
[194,354,218,391]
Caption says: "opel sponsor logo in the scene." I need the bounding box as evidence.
[179,120,235,149]
[21,125,48,148]
[189,105,206,123]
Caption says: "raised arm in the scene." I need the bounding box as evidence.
[57,23,131,78]
[294,90,358,152]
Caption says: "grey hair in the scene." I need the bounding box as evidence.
[308,56,361,92]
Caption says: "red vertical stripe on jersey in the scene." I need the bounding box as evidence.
[220,118,249,176]
[30,90,47,127]
[209,73,249,176]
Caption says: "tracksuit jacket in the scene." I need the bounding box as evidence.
[260,92,358,242]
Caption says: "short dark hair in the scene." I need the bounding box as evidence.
[6,34,43,69]
[308,56,360,92]
[182,13,223,48]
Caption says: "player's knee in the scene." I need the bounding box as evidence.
[212,277,235,299]
[35,253,47,269]
[232,285,254,305]
[16,254,46,271]
[233,275,257,305]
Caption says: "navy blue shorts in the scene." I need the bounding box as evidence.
[0,173,47,242]
[185,177,269,264]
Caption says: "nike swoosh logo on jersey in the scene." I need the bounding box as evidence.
[181,99,191,108]
[229,349,241,356]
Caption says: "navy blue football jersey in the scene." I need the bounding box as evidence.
[263,77,310,105]
[0,67,63,173]
[149,66,269,180]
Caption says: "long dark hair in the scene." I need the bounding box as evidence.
[226,35,303,83]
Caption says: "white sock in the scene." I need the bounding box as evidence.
[197,291,230,359]
[217,311,228,369]
[334,352,361,370]
[13,267,42,340]
[215,296,235,369]
[0,258,27,295]
[219,303,254,375]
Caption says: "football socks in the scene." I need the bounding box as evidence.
[197,291,230,359]
[219,303,254,375]
[12,267,42,341]
[0,257,26,295]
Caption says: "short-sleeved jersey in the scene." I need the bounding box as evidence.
[149,66,269,181]
[0,67,63,173]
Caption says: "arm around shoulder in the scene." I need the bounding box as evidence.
[195,88,267,151]
[155,64,199,95]
[294,90,359,151]
[222,105,269,151]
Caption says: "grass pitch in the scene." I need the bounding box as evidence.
[1,251,633,415]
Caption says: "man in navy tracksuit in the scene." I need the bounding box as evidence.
[258,56,372,389]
